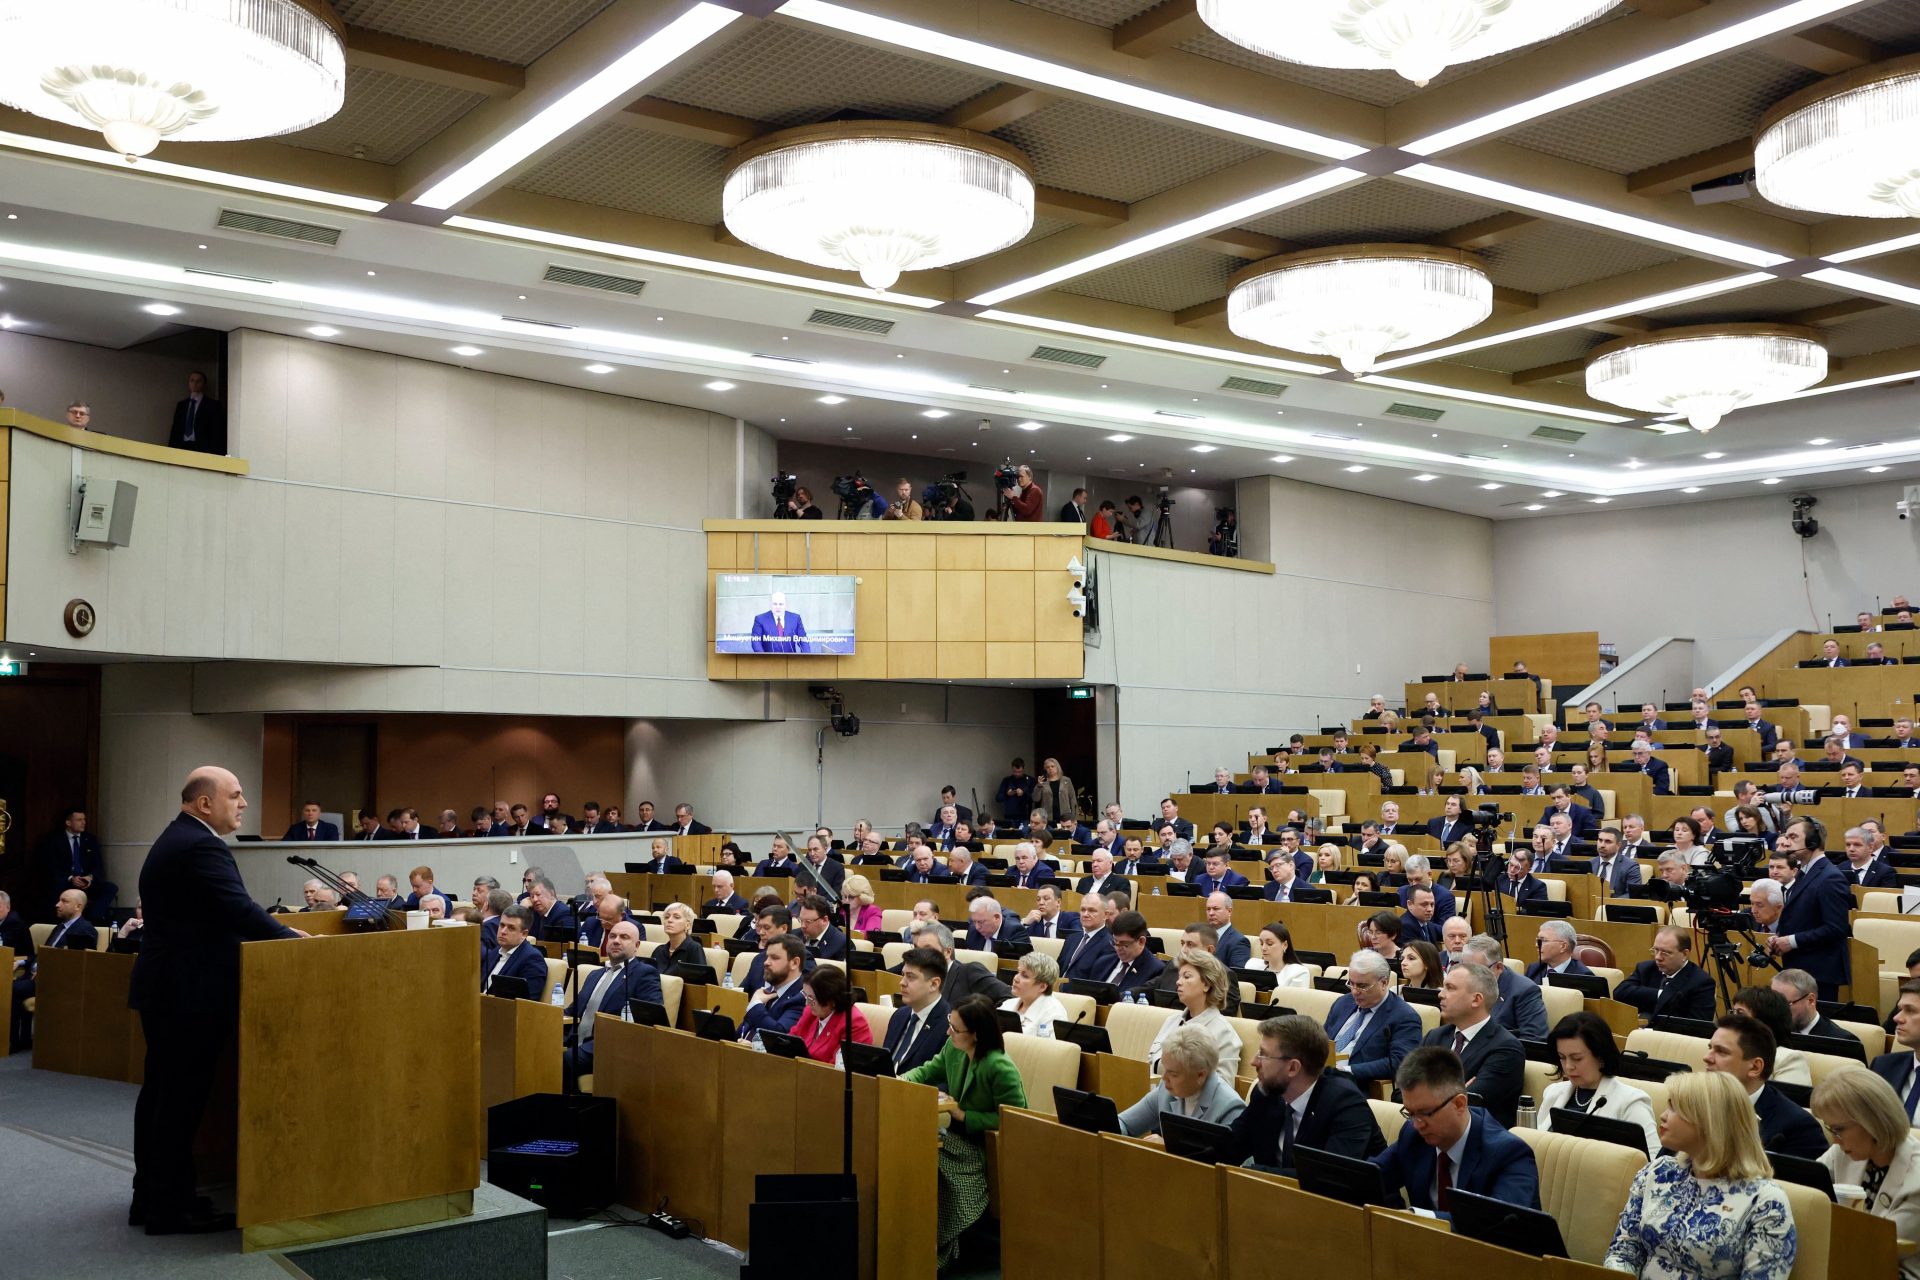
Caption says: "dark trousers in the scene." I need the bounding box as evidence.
[132,1008,231,1212]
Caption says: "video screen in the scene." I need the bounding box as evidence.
[714,574,857,655]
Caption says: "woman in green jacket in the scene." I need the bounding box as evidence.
[901,995,1028,1268]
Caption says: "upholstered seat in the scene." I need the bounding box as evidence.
[1512,1125,1648,1263]
[1002,1032,1082,1116]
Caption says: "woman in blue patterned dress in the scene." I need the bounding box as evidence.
[1603,1070,1796,1279]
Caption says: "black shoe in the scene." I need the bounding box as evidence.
[130,1195,216,1227]
[144,1208,236,1236]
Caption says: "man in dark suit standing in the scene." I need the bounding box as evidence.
[1614,926,1717,1021]
[1057,488,1088,525]
[166,371,227,455]
[1373,1047,1540,1215]
[1231,1015,1385,1175]
[1765,816,1854,1000]
[882,948,952,1072]
[1423,962,1526,1126]
[280,802,340,843]
[129,767,305,1234]
[40,808,116,921]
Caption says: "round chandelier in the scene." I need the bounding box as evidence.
[1197,0,1621,86]
[0,0,346,159]
[1227,244,1492,373]
[1755,54,1920,217]
[722,121,1035,293]
[1584,324,1828,432]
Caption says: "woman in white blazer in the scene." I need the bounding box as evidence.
[998,951,1067,1039]
[1815,1070,1920,1279]
[1146,949,1243,1087]
[1244,922,1315,988]
[1539,1011,1660,1156]
[1118,1022,1247,1139]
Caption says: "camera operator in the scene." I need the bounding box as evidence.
[1000,463,1044,522]
[1113,494,1144,543]
[773,482,822,520]
[832,473,888,520]
[1208,506,1238,558]
[923,474,976,522]
[884,477,923,521]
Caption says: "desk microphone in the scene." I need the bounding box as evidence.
[1584,1095,1609,1116]
[1072,1009,1088,1025]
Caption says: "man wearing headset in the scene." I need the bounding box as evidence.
[1766,815,1854,1001]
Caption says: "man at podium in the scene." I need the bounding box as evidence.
[128,766,308,1235]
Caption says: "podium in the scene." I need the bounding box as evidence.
[236,925,481,1250]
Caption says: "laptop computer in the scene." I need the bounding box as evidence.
[1053,1087,1122,1135]
[625,999,671,1028]
[1053,1020,1112,1055]
[1159,1113,1236,1165]
[759,1029,809,1059]
[1547,1106,1648,1154]
[1768,1152,1837,1200]
[841,1041,896,1077]
[1447,1188,1569,1257]
[1294,1145,1395,1207]
[689,1008,737,1042]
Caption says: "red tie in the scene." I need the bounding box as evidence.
[775,618,784,636]
[1436,1151,1453,1212]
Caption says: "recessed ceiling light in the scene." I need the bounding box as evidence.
[451,345,483,357]
[1623,459,1644,469]
[584,363,615,374]
[1412,474,1437,482]
[1107,434,1133,443]
[306,325,340,337]
[1525,504,1544,512]
[1191,445,1217,453]
[704,380,735,391]
[1760,477,1782,485]
[921,409,950,418]
[141,302,181,316]
[1270,455,1294,463]
[1868,465,1890,474]
[1015,421,1044,431]
[1540,490,1564,498]
[1808,437,1832,446]
[1344,465,1369,473]
[1479,483,1503,490]
[1589,497,1612,504]
[1702,452,1725,460]
[1681,486,1703,494]
[197,243,206,249]
[4,214,16,220]
[365,270,376,276]
[1190,467,1197,473]
[817,394,847,404]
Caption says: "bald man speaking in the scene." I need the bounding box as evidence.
[127,766,306,1235]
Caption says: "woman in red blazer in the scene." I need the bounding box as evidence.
[791,965,872,1063]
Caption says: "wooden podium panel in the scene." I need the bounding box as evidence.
[479,993,561,1117]
[1368,1208,1546,1280]
[31,948,143,1082]
[874,1075,937,1280]
[1222,1170,1368,1280]
[236,926,479,1248]
[1000,1108,1104,1280]
[719,1042,801,1247]
[1101,1135,1221,1280]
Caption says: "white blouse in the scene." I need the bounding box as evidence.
[1147,1006,1243,1087]
[999,991,1067,1039]
[1540,1075,1660,1157]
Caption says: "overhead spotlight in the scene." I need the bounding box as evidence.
[1689,170,1756,205]
[141,302,182,316]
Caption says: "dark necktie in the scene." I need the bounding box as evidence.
[1436,1151,1454,1212]
[184,398,197,442]
[1451,1029,1466,1057]
[1280,1099,1299,1167]
[1905,1064,1920,1120]
[892,1011,919,1063]
[70,835,82,874]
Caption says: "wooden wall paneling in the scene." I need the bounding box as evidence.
[718,1043,799,1248]
[999,1108,1103,1280]
[1099,1135,1221,1280]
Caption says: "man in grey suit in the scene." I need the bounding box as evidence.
[1458,933,1548,1042]
[912,920,1011,1005]
[1589,827,1642,896]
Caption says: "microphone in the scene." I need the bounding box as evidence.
[1586,1095,1608,1114]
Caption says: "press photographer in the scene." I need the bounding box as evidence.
[831,472,888,519]
[922,472,976,522]
[998,463,1044,522]
[770,473,822,519]
[1208,506,1238,558]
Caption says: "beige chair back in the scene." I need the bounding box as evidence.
[1540,983,1583,1028]
[1854,917,1920,972]
[1369,1098,1406,1147]
[1003,1032,1082,1116]
[703,945,730,977]
[1522,1059,1557,1107]
[1028,935,1066,962]
[1267,984,1342,1025]
[881,908,914,935]
[28,923,52,949]
[1835,1019,1887,1057]
[1512,1126,1647,1264]
[1778,1178,1831,1280]
[954,947,996,971]
[1624,1027,1708,1070]
[1052,991,1097,1029]
[856,1001,893,1046]
[882,941,911,970]
[658,974,684,1024]
[1105,1001,1170,1062]
[1804,1050,1868,1086]
[729,950,757,988]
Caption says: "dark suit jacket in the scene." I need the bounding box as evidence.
[1423,1020,1526,1126]
[1702,743,1734,772]
[567,960,664,1038]
[1024,911,1080,941]
[1191,869,1250,896]
[1231,1069,1385,1173]
[1398,915,1445,947]
[42,915,99,957]
[579,820,623,835]
[128,813,298,1014]
[795,857,848,898]
[804,925,850,961]
[167,395,226,455]
[701,893,750,916]
[1075,873,1123,898]
[674,821,715,837]
[1492,969,1549,1042]
[1059,928,1116,982]
[1776,854,1853,988]
[1215,924,1252,970]
[1847,858,1902,888]
[1540,803,1597,838]
[1495,873,1548,905]
[40,829,106,897]
[486,941,550,1000]
[1746,718,1779,752]
[479,916,500,979]
[1426,817,1475,846]
[1524,957,1593,984]
[749,610,808,653]
[633,856,688,876]
[280,820,341,842]
[1373,1107,1540,1213]
[1871,1049,1916,1102]
[1007,865,1060,891]
[650,936,708,974]
[1637,757,1672,795]
[1,912,36,972]
[1326,991,1423,1084]
[944,959,1013,1005]
[738,980,808,1041]
[1614,959,1717,1021]
[1754,1083,1828,1160]
[963,915,1030,952]
[533,902,577,939]
[881,996,951,1072]
[1590,854,1643,895]
[376,827,437,841]
[576,910,638,949]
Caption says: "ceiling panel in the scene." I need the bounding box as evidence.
[994,98,1265,203]
[1011,0,1156,23]
[1058,242,1241,313]
[1241,177,1506,245]
[334,0,615,65]
[1505,51,1821,176]
[1824,305,1920,359]
[1454,329,1605,377]
[1477,222,1683,294]
[1636,277,1840,326]
[653,23,997,129]
[281,66,484,166]
[1830,0,1920,47]
[512,123,731,226]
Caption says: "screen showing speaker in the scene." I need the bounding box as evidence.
[713,574,857,655]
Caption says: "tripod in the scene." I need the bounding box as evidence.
[1698,917,1779,1012]
[1146,500,1174,548]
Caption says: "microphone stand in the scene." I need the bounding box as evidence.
[286,855,390,928]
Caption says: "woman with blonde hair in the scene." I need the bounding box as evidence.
[841,873,884,934]
[1585,740,1608,774]
[1814,1069,1920,1278]
[1603,1070,1796,1278]
[998,951,1066,1038]
[649,901,706,972]
[1145,948,1240,1087]
[1035,757,1076,823]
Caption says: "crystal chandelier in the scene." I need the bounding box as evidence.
[0,0,345,158]
[1584,325,1828,432]
[1755,55,1920,217]
[1227,245,1492,373]
[1198,0,1621,86]
[723,121,1035,292]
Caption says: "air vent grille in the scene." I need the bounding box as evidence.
[1030,344,1106,369]
[1154,409,1202,420]
[216,208,341,246]
[542,264,646,296]
[752,353,817,365]
[1529,424,1586,443]
[1384,402,1444,421]
[966,383,1020,395]
[806,308,894,335]
[1221,376,1288,397]
[501,315,575,330]
[186,267,275,284]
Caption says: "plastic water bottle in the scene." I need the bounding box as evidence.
[1516,1095,1537,1129]
[722,971,735,990]
[549,981,565,1007]
[1151,884,1161,896]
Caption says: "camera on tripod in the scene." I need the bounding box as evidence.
[1156,485,1174,514]
[992,464,1019,490]
[831,472,876,517]
[1208,505,1239,558]
[1645,837,1766,920]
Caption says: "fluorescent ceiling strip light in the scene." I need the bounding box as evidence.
[1780,367,1920,401]
[1805,267,1920,309]
[776,0,1366,161]
[445,215,943,308]
[1617,438,1920,489]
[414,4,741,209]
[1368,271,1772,369]
[977,309,1326,374]
[968,167,1363,305]
[1404,0,1869,155]
[1824,230,1920,264]
[1358,374,1630,423]
[0,130,386,212]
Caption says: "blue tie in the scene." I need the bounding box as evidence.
[1906,1065,1920,1120]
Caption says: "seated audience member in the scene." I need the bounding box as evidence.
[420,895,449,922]
[1020,884,1078,940]
[1457,933,1548,1042]
[108,901,146,955]
[702,869,750,917]
[298,879,338,911]
[45,888,98,951]
[737,934,808,1045]
[945,847,989,886]
[714,842,748,873]
[744,907,811,988]
[1197,892,1250,969]
[485,907,548,998]
[1057,894,1115,981]
[1539,1011,1659,1156]
[1397,884,1445,947]
[796,835,846,899]
[1525,918,1593,983]
[397,865,454,915]
[999,951,1067,1039]
[963,895,1027,952]
[1703,1012,1826,1159]
[469,875,500,913]
[884,946,953,1072]
[840,873,884,934]
[790,964,872,1063]
[524,877,574,940]
[914,920,1011,1006]
[1231,1015,1384,1175]
[1813,1070,1920,1277]
[282,802,340,842]
[1873,978,1920,1112]
[1604,1070,1797,1280]
[353,812,388,842]
[795,894,849,962]
[1372,1046,1540,1215]
[1340,871,1379,907]
[1145,947,1242,1085]
[1190,849,1248,896]
[563,921,662,1077]
[1120,1021,1247,1139]
[1097,911,1164,996]
[635,837,687,876]
[1326,950,1422,1085]
[1424,960,1526,1126]
[1398,940,1443,990]
[1732,985,1810,1088]
[754,834,799,878]
[578,894,633,951]
[1615,926,1717,1021]
[669,804,710,837]
[650,903,707,973]
[901,996,1027,1268]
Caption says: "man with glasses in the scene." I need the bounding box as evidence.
[1372,1046,1540,1216]
[1614,925,1717,1021]
[1420,960,1526,1126]
[1099,911,1163,997]
[1323,950,1422,1086]
[1771,968,1847,1043]
[1231,1015,1384,1175]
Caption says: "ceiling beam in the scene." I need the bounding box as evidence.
[1174,297,1227,327]
[1435,211,1541,252]
[1584,315,1656,338]
[938,83,1059,132]
[1619,0,1880,72]
[343,27,526,97]
[614,96,763,147]
[1512,358,1586,385]
[1492,286,1539,313]
[1200,227,1297,261]
[1034,187,1129,228]
[1113,1,1208,59]
[1790,296,1892,326]
[1626,141,1753,198]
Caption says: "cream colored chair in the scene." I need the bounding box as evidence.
[1863,891,1901,916]
[658,974,684,1024]
[1148,928,1188,957]
[1854,917,1920,975]
[1410,1000,1442,1038]
[954,947,996,971]
[1834,1019,1887,1058]
[1590,965,1623,990]
[1624,1027,1708,1069]
[1540,982,1583,1029]
[729,950,757,988]
[1522,1059,1557,1108]
[541,957,569,1004]
[1003,1033,1082,1116]
[1777,1178,1831,1280]
[881,908,914,936]
[1028,936,1065,962]
[1803,1049,1868,1086]
[1266,984,1342,1025]
[881,941,911,970]
[1105,1001,1171,1062]
[28,923,52,950]
[702,945,730,977]
[1227,1015,1265,1080]
[1513,1126,1647,1264]
[856,1001,893,1046]
[705,913,741,940]
[1052,991,1097,1029]
[1368,1098,1405,1146]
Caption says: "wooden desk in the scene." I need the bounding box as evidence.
[1755,668,1917,723]
[1491,632,1600,688]
[1227,1171,1371,1280]
[1405,677,1540,714]
[480,993,561,1117]
[31,948,144,1083]
[1103,1134,1221,1280]
[1001,1108,1106,1280]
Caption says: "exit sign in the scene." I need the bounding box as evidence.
[0,661,20,677]
[1067,685,1093,700]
